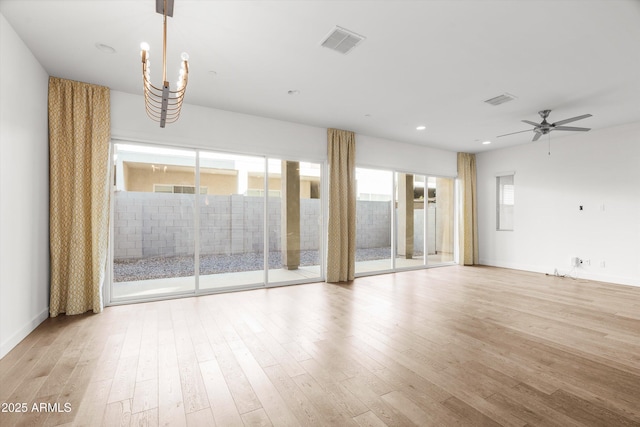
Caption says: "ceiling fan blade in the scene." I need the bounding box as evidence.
[552,114,592,126]
[496,129,532,138]
[553,126,591,132]
[522,120,540,127]
[532,132,542,142]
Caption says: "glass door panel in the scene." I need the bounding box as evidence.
[355,168,393,274]
[267,159,322,284]
[112,143,196,299]
[198,151,265,290]
[395,173,426,269]
[427,176,455,265]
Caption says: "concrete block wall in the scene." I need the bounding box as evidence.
[114,192,196,260]
[267,198,280,252]
[242,196,264,254]
[114,193,439,260]
[199,195,232,255]
[300,199,320,251]
[114,192,322,260]
[356,200,391,249]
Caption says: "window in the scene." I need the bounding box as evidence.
[496,174,514,231]
[153,184,207,194]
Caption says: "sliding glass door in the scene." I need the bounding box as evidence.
[395,173,426,269]
[112,143,196,299]
[354,168,456,276]
[427,176,455,265]
[111,142,324,302]
[111,141,454,301]
[198,151,265,290]
[355,167,393,274]
[267,159,322,284]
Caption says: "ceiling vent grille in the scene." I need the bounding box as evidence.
[484,93,517,106]
[320,26,365,54]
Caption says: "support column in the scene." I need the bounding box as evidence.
[281,161,300,270]
[397,173,414,258]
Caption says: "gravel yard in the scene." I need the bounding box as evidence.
[114,247,397,282]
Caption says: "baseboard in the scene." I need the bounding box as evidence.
[0,307,49,359]
[478,259,639,288]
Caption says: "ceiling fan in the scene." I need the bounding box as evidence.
[497,110,592,142]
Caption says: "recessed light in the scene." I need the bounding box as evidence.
[416,125,426,130]
[482,140,492,145]
[208,70,218,76]
[287,90,300,95]
[364,114,372,118]
[95,43,116,54]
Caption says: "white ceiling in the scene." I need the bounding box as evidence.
[2,0,639,153]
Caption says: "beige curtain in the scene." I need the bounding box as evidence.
[49,77,111,316]
[326,128,356,282]
[457,152,479,265]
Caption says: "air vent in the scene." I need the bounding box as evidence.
[320,26,365,54]
[484,93,517,106]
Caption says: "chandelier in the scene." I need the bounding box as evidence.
[140,0,189,127]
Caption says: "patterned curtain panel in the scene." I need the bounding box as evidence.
[326,128,356,282]
[457,152,479,265]
[48,77,111,316]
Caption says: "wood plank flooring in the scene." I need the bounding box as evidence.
[1,266,639,426]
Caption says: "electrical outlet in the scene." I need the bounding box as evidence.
[600,261,606,268]
[584,259,591,266]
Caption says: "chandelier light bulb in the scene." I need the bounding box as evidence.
[140,41,150,51]
[181,52,189,61]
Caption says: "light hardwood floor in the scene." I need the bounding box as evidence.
[1,266,639,426]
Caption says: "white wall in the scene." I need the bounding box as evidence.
[0,14,50,358]
[111,91,327,162]
[476,122,640,287]
[356,134,457,178]
[110,91,457,176]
